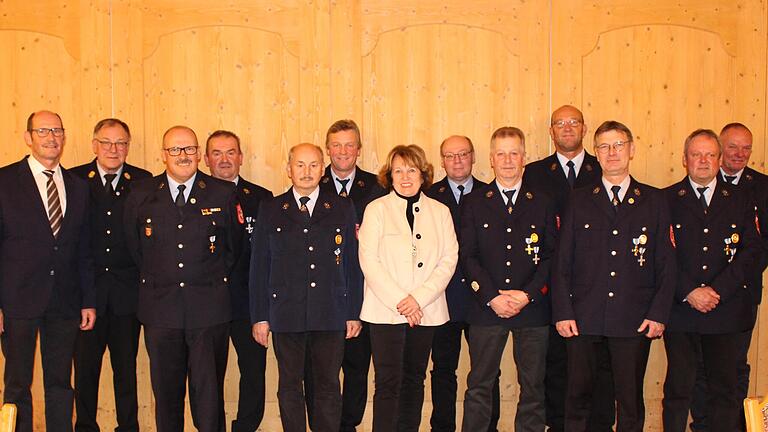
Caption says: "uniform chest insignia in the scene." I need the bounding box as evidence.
[243,187,251,195]
[236,203,245,224]
[628,197,635,204]
[549,163,558,171]
[677,189,686,196]
[324,202,331,209]
[335,234,343,244]
[282,202,290,210]
[190,197,197,204]
[485,190,494,198]
[322,177,330,184]
[746,174,753,181]
[471,281,480,292]
[722,189,730,197]
[585,163,593,172]
[634,188,641,196]
[201,207,221,215]
[123,172,131,180]
[87,170,96,179]
[592,187,600,194]
[526,191,533,199]
[357,180,365,188]
[198,180,206,189]
[438,186,446,193]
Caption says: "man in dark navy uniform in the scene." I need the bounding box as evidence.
[251,143,363,432]
[204,130,272,432]
[460,127,556,432]
[523,105,613,432]
[315,119,380,431]
[662,129,762,432]
[0,110,95,432]
[426,134,497,432]
[552,120,675,432]
[124,125,241,432]
[72,118,151,432]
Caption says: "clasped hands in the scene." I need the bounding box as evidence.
[685,286,720,313]
[489,289,530,319]
[397,295,423,327]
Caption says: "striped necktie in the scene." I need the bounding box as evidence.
[43,170,63,238]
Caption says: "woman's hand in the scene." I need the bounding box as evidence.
[397,295,421,316]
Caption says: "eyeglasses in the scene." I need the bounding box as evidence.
[96,139,130,151]
[595,140,631,154]
[164,146,199,156]
[29,127,65,137]
[552,119,582,129]
[442,150,473,161]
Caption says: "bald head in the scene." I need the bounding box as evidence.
[287,143,324,195]
[162,125,200,183]
[549,105,587,158]
[440,135,475,183]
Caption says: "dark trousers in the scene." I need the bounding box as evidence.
[546,327,615,432]
[74,312,141,432]
[340,321,372,432]
[144,323,229,432]
[565,335,649,432]
[431,321,500,432]
[462,325,548,432]
[369,323,434,432]
[662,332,744,432]
[230,319,267,432]
[273,331,345,432]
[1,315,80,432]
[689,327,753,432]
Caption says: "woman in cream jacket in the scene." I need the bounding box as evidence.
[358,144,458,432]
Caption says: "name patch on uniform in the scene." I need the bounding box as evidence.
[201,207,222,215]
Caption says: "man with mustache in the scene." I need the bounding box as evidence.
[0,110,96,431]
[662,129,762,431]
[204,130,272,432]
[124,125,241,432]
[71,118,151,432]
[250,143,363,432]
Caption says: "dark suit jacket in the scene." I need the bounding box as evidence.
[0,156,95,319]
[229,178,272,321]
[523,151,602,214]
[249,187,363,332]
[123,171,240,329]
[426,176,487,322]
[722,167,768,305]
[71,160,152,316]
[665,178,761,334]
[320,165,384,223]
[552,178,676,337]
[460,181,556,328]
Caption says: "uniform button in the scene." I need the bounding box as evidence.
[179,282,185,287]
[142,279,146,283]
[303,228,309,233]
[461,278,466,282]
[506,261,511,266]
[506,245,512,250]
[416,234,422,239]
[702,265,708,270]
[611,250,617,256]
[702,246,708,252]
[505,278,510,283]
[106,230,111,235]
[105,267,109,272]
[178,244,183,249]
[608,292,615,297]
[310,282,316,288]
[223,277,228,282]
[610,271,616,277]
[50,270,55,276]
[53,246,58,251]
[106,211,112,216]
[584,224,590,229]
[743,284,748,289]
[178,263,184,268]
[272,293,277,298]
[483,223,489,228]
[676,224,681,229]
[417,262,424,268]
[703,228,709,233]
[310,264,316,269]
[308,246,314,251]
[177,224,183,229]
[105,248,110,253]
[612,230,618,235]
[506,228,512,233]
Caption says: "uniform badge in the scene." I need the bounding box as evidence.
[282,202,290,210]
[556,215,561,230]
[357,180,365,188]
[632,234,648,266]
[585,163,593,172]
[324,202,331,209]
[159,182,166,189]
[438,186,446,193]
[198,180,206,189]
[123,172,131,180]
[236,203,245,224]
[731,233,740,244]
[593,187,600,194]
[87,170,96,179]
[243,187,251,195]
[746,174,753,181]
[209,235,216,253]
[669,225,676,248]
[471,281,480,292]
[549,162,558,171]
[724,236,737,262]
[722,189,730,197]
[485,190,494,198]
[678,189,686,196]
[334,248,342,265]
[144,218,152,237]
[335,234,343,244]
[245,216,254,234]
[526,192,533,199]
[627,197,635,204]
[634,188,641,196]
[190,197,197,204]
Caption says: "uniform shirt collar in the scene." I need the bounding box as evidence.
[602,175,631,202]
[95,162,124,187]
[292,186,320,215]
[495,178,522,205]
[688,176,718,206]
[556,149,585,177]
[447,176,474,203]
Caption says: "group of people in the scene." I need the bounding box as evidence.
[0,106,763,432]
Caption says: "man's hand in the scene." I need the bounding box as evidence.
[346,320,362,339]
[397,295,421,317]
[252,322,270,347]
[498,289,530,311]
[489,295,518,319]
[80,308,96,331]
[637,319,665,338]
[556,320,579,338]
[685,286,720,313]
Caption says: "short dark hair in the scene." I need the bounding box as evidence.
[377,144,434,191]
[93,118,130,138]
[684,128,721,155]
[593,120,634,144]
[326,119,361,149]
[206,130,241,154]
[26,111,63,131]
